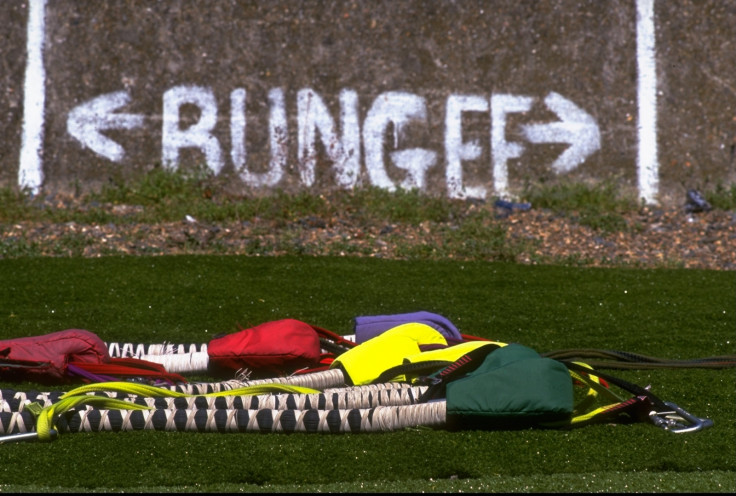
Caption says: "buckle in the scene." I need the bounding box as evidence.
[648,401,713,433]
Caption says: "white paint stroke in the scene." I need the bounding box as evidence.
[637,0,659,204]
[521,92,601,174]
[67,91,145,162]
[491,94,533,199]
[363,92,430,191]
[162,85,223,174]
[19,0,47,194]
[297,88,361,188]
[445,94,488,200]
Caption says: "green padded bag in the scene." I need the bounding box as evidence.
[445,343,574,430]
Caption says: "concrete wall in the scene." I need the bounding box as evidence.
[2,0,735,205]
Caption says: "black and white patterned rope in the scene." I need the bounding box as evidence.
[0,384,428,414]
[165,367,348,394]
[0,401,446,435]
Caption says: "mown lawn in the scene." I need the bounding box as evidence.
[0,255,734,492]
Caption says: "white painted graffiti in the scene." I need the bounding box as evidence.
[66,86,601,199]
[20,0,662,202]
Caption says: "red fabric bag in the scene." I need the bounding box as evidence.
[0,329,107,382]
[0,329,186,384]
[207,319,323,378]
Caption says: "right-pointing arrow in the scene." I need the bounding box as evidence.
[67,91,145,162]
[520,92,600,174]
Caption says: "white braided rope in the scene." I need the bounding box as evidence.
[106,342,207,358]
[105,335,357,359]
[132,352,211,374]
[67,402,447,433]
[105,339,358,374]
[1,382,424,413]
[167,368,349,394]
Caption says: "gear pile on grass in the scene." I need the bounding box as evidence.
[2,311,734,442]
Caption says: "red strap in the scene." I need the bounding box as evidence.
[311,325,357,349]
[460,333,492,342]
[291,353,336,375]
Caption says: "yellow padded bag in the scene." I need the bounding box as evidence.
[404,340,507,365]
[379,340,507,383]
[330,323,447,385]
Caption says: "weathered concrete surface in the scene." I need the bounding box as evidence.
[2,0,735,204]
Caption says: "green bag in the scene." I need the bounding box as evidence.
[445,344,574,430]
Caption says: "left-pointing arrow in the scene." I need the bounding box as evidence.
[67,91,145,162]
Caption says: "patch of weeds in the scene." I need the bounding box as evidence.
[203,240,231,255]
[392,241,438,260]
[273,229,312,256]
[522,179,637,233]
[92,165,220,222]
[97,245,126,257]
[49,232,95,257]
[549,253,598,267]
[243,238,271,256]
[438,212,523,262]
[342,187,461,225]
[705,182,736,210]
[133,245,164,255]
[262,191,332,225]
[0,238,43,258]
[0,188,29,220]
[325,239,367,257]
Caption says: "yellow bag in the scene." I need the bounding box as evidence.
[377,340,507,383]
[329,323,447,385]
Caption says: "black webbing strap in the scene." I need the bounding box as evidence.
[541,349,736,370]
[373,360,453,385]
[417,343,502,402]
[561,360,669,411]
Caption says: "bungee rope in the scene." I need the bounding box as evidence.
[106,341,208,358]
[0,349,712,442]
[3,402,448,438]
[0,382,435,440]
[0,366,704,440]
[105,334,358,359]
[103,333,358,375]
[1,322,725,442]
[105,338,736,376]
[1,383,428,413]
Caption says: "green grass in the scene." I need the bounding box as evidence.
[3,168,734,229]
[0,167,469,227]
[521,179,639,233]
[706,181,736,210]
[0,256,733,492]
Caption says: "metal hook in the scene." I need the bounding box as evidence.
[649,401,713,433]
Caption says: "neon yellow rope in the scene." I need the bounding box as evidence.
[29,382,321,441]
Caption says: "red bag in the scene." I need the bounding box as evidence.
[207,319,324,378]
[0,329,186,384]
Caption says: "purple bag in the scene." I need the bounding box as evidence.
[354,311,462,344]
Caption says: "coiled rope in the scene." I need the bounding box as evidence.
[1,383,427,413]
[0,381,438,438]
[1,401,446,436]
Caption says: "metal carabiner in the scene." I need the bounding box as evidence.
[648,401,713,434]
